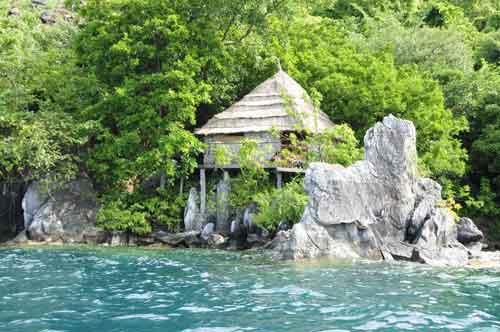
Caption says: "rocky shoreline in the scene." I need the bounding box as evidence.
[3,115,500,269]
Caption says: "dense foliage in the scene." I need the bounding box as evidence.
[254,178,308,232]
[1,0,498,238]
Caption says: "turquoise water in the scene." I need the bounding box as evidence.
[0,247,499,332]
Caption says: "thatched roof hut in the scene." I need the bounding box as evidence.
[195,70,335,216]
[195,69,334,136]
[195,69,334,172]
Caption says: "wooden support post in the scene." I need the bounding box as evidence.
[276,171,283,189]
[200,168,206,217]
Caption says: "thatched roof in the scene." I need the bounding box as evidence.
[195,70,334,136]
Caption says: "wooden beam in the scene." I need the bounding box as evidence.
[200,168,206,217]
[276,167,305,174]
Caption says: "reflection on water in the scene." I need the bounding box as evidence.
[0,246,499,332]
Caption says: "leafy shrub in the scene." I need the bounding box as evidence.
[97,200,151,235]
[96,187,186,235]
[276,124,364,168]
[230,139,272,209]
[254,178,308,232]
[306,124,364,166]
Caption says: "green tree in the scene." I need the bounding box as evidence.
[76,0,288,232]
[261,17,468,179]
[0,1,97,185]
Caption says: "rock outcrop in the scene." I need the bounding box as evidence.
[22,179,100,243]
[270,115,481,267]
[184,188,203,232]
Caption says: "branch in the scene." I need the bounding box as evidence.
[223,0,286,45]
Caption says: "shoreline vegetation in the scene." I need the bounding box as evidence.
[1,1,499,254]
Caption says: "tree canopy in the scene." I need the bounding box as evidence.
[1,0,498,237]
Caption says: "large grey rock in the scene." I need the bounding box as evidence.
[201,223,215,241]
[184,188,203,231]
[23,179,99,243]
[109,231,128,247]
[411,207,468,266]
[6,230,29,245]
[216,172,231,234]
[407,178,442,241]
[457,217,484,245]
[153,230,200,247]
[270,115,474,267]
[22,182,48,230]
[207,233,226,248]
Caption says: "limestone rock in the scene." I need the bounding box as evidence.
[153,231,200,247]
[23,179,99,243]
[230,220,246,240]
[201,223,215,241]
[207,233,226,248]
[468,251,500,269]
[22,182,48,230]
[134,235,157,246]
[6,230,29,245]
[457,217,484,245]
[109,231,128,246]
[411,207,468,266]
[269,115,479,267]
[246,227,271,248]
[184,188,203,232]
[82,228,108,245]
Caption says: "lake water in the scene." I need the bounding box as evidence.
[0,247,499,332]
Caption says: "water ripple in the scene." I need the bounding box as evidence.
[0,247,500,332]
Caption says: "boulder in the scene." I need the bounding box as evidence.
[246,228,271,248]
[134,235,157,246]
[230,220,246,241]
[109,231,128,247]
[184,188,203,232]
[22,182,48,230]
[201,223,215,241]
[153,230,200,247]
[457,217,484,245]
[207,233,226,248]
[23,179,99,243]
[411,207,468,266]
[82,228,108,245]
[6,230,29,245]
[269,115,476,266]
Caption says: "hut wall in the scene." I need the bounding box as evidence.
[203,132,281,167]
